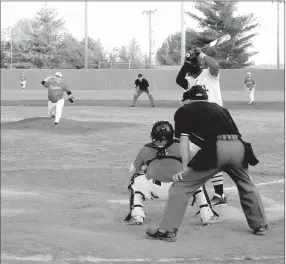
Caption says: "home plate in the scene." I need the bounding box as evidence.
[108,199,129,204]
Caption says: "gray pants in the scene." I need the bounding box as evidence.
[159,139,268,231]
[132,89,155,106]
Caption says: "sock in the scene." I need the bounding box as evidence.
[211,173,224,196]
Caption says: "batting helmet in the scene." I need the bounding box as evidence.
[151,120,174,142]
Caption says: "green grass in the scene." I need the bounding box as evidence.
[1,101,284,264]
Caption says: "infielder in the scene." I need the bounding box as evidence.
[130,74,155,108]
[244,72,256,105]
[176,46,226,207]
[41,72,75,126]
[146,86,268,242]
[124,120,221,226]
[20,71,27,92]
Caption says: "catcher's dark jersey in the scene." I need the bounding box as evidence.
[135,78,149,90]
[132,142,183,183]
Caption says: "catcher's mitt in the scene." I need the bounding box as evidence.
[68,95,75,103]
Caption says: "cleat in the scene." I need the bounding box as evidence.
[253,225,267,236]
[51,115,55,119]
[201,215,222,226]
[211,193,228,207]
[124,216,144,225]
[130,105,135,108]
[54,122,59,127]
[146,228,178,242]
[152,105,156,108]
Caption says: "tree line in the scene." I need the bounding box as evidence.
[1,2,259,69]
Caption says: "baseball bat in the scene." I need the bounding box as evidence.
[201,34,231,50]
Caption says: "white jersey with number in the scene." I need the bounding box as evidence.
[185,68,223,106]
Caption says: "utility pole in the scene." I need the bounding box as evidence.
[10,26,13,69]
[84,0,88,69]
[180,1,185,65]
[276,1,280,69]
[143,9,157,69]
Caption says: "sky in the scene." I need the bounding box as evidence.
[1,1,285,65]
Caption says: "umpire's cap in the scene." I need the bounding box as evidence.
[182,85,208,101]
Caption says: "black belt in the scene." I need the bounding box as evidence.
[217,135,239,141]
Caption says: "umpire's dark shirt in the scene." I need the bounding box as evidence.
[174,101,241,170]
[135,78,149,90]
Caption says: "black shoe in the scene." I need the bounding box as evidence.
[253,225,268,236]
[51,115,55,119]
[152,105,155,108]
[146,228,178,242]
[54,122,59,127]
[210,193,228,206]
[130,105,135,108]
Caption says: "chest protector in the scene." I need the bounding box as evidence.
[145,139,182,166]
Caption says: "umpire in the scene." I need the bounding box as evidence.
[146,85,268,242]
[130,74,155,108]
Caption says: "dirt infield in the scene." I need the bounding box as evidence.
[1,102,284,264]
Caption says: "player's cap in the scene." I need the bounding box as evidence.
[54,72,63,78]
[138,73,143,77]
[246,72,251,75]
[182,85,208,101]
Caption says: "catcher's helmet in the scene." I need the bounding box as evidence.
[151,120,174,142]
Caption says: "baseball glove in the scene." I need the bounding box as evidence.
[68,95,75,103]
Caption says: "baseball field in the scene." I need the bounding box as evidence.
[1,89,285,264]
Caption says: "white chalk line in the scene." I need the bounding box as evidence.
[1,254,284,263]
[107,179,285,204]
[1,189,39,197]
[224,179,284,191]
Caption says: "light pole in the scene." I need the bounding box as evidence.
[180,1,185,65]
[276,1,280,69]
[84,0,88,69]
[10,26,13,69]
[143,9,157,68]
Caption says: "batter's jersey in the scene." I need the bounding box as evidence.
[185,68,223,107]
[132,142,183,183]
[42,77,69,103]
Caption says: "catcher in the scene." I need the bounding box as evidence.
[124,120,221,226]
[41,72,75,126]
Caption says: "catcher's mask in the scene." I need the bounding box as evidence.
[151,120,174,143]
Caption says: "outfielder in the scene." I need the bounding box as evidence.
[41,72,75,126]
[124,120,221,226]
[244,72,256,105]
[130,74,155,108]
[20,71,27,92]
[176,46,226,206]
[146,85,268,242]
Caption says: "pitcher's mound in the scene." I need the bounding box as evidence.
[2,117,140,134]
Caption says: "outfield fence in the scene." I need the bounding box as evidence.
[1,69,284,91]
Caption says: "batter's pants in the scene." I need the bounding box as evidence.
[48,98,65,123]
[159,139,268,231]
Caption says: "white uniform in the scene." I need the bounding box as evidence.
[185,68,223,106]
[185,68,224,196]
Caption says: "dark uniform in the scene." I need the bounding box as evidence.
[146,85,268,241]
[131,74,155,107]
